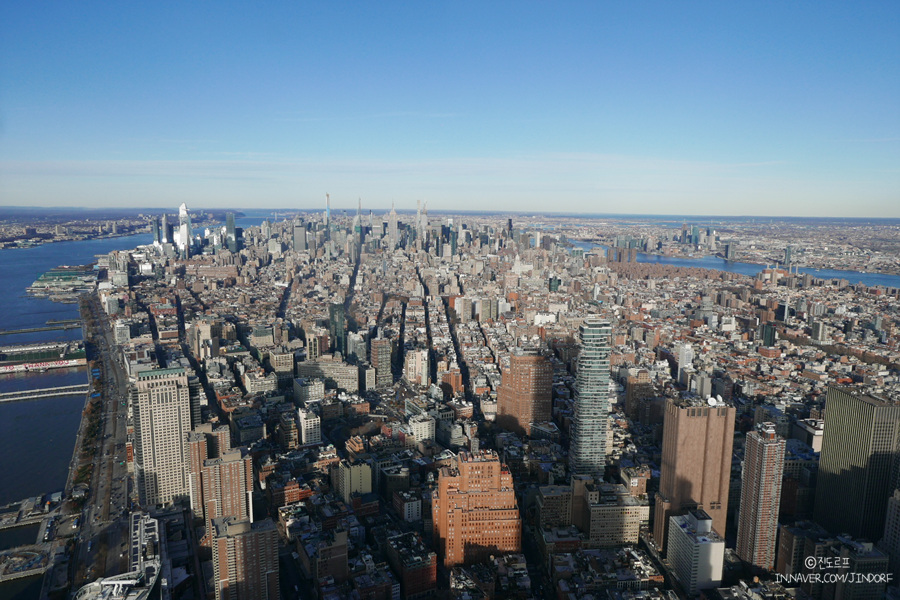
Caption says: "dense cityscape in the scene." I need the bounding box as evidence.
[2,0,898,597]
[1,203,899,600]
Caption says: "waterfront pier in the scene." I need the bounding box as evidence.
[0,384,91,404]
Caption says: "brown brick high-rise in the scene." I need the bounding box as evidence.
[497,352,552,436]
[654,398,735,554]
[736,422,785,571]
[432,450,521,566]
[211,517,279,600]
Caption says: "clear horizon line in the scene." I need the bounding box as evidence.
[3,204,900,222]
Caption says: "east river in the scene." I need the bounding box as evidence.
[573,241,900,289]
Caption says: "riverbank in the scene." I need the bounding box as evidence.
[0,230,149,251]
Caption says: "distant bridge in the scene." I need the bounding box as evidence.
[0,384,91,403]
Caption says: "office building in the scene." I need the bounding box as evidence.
[297,355,359,392]
[292,222,306,252]
[667,510,724,596]
[775,520,834,577]
[569,318,612,478]
[814,386,900,541]
[432,450,521,567]
[584,482,649,548]
[293,377,325,405]
[370,337,393,388]
[654,397,735,553]
[175,202,192,257]
[298,407,321,445]
[676,342,694,381]
[210,517,279,600]
[882,489,900,584]
[388,203,399,249]
[497,351,552,436]
[225,212,239,252]
[537,486,572,530]
[151,216,161,245]
[133,367,192,507]
[736,422,785,571]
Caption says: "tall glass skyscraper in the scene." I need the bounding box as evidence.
[225,212,237,252]
[329,302,346,357]
[569,317,611,478]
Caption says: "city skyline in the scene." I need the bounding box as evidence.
[2,3,898,216]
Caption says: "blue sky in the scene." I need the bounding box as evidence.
[1,2,898,216]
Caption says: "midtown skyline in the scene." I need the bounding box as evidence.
[1,2,898,216]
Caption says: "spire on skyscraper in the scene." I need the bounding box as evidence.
[325,193,331,227]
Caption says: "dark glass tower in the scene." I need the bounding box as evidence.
[814,386,900,541]
[329,303,346,357]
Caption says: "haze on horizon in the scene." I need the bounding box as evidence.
[1,3,898,217]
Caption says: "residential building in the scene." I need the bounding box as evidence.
[667,510,724,596]
[386,532,437,600]
[298,407,322,446]
[736,422,785,571]
[210,517,279,600]
[497,350,552,436]
[569,318,612,478]
[333,459,372,504]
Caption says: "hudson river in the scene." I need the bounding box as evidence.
[0,233,152,508]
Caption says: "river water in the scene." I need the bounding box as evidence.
[573,241,900,289]
[0,233,152,507]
